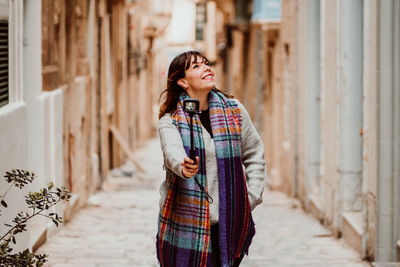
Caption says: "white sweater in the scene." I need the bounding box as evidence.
[158,100,266,225]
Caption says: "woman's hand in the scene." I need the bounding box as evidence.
[181,156,199,178]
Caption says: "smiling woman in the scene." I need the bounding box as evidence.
[176,57,215,110]
[156,51,266,267]
[159,51,233,119]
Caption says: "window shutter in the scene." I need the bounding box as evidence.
[0,20,8,108]
[195,3,206,41]
[42,0,63,91]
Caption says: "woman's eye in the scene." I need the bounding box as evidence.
[193,65,199,69]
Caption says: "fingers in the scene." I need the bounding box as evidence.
[183,157,198,164]
[182,166,198,178]
[183,157,198,169]
[181,156,199,178]
[183,157,194,164]
[183,157,199,167]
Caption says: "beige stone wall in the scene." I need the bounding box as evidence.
[242,0,298,198]
[212,0,298,197]
[319,0,338,229]
[265,0,381,260]
[63,77,94,198]
[265,0,298,197]
[292,0,307,203]
[40,0,172,212]
[362,0,378,260]
[105,0,171,169]
[41,0,97,208]
[203,0,400,261]
[256,24,285,191]
[229,28,246,101]
[210,0,233,93]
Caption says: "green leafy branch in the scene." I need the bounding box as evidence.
[0,169,71,267]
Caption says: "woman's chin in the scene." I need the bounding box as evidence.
[205,82,216,90]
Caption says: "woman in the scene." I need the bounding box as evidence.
[156,51,265,267]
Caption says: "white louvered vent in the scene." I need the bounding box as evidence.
[0,20,8,108]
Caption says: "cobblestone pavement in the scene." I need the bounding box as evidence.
[38,138,371,267]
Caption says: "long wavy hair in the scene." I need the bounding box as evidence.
[158,51,233,119]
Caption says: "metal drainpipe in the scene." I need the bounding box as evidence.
[305,0,321,199]
[293,0,301,199]
[376,0,394,261]
[361,0,377,259]
[393,0,400,260]
[97,16,104,188]
[338,0,363,213]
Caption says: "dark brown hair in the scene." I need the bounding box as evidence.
[158,51,233,119]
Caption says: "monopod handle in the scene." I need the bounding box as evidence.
[189,149,196,161]
[188,113,196,162]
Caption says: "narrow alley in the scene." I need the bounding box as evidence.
[2,0,400,266]
[37,138,370,267]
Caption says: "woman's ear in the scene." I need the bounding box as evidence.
[177,78,188,89]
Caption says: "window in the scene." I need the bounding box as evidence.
[195,3,206,41]
[42,0,64,91]
[251,0,281,23]
[0,0,8,108]
[0,0,23,108]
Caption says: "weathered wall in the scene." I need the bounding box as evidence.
[41,0,170,207]
[269,0,399,261]
[0,103,28,252]
[362,0,378,259]
[109,0,170,168]
[262,0,297,197]
[319,0,338,229]
[205,0,400,261]
[36,0,172,245]
[293,0,307,204]
[1,0,171,255]
[42,0,97,211]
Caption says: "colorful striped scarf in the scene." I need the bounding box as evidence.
[156,90,255,267]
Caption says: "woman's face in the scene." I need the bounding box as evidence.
[179,56,215,94]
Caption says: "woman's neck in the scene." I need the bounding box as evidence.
[187,90,209,111]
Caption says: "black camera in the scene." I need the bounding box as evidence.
[183,99,200,115]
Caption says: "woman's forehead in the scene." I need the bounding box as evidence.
[189,55,207,65]
[183,52,208,69]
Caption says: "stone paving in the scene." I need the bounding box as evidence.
[37,137,371,267]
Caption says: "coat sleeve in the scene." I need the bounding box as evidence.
[158,114,187,178]
[236,100,266,210]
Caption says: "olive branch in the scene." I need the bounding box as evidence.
[0,169,71,267]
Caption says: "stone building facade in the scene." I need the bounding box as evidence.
[245,0,400,263]
[0,0,171,252]
[206,0,400,263]
[2,0,399,263]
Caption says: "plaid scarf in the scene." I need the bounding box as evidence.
[156,90,255,267]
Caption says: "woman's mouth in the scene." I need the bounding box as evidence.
[202,73,213,80]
